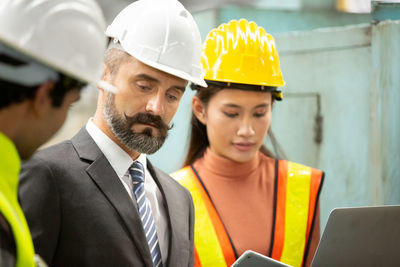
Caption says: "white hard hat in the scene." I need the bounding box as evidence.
[0,0,107,85]
[105,0,207,87]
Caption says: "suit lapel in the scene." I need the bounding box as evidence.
[71,128,154,267]
[148,162,186,266]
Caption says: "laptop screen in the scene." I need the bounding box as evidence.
[311,205,400,267]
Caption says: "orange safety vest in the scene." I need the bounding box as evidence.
[171,160,324,267]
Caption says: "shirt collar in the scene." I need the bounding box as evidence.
[85,119,147,178]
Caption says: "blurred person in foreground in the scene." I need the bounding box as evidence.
[18,0,206,266]
[172,19,325,267]
[0,0,107,266]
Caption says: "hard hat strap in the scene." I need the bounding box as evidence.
[191,80,283,101]
[192,80,278,92]
[106,39,124,53]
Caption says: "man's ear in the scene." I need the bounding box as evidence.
[102,63,111,83]
[192,96,207,125]
[97,63,116,94]
[31,80,55,117]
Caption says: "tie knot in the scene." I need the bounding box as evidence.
[129,161,145,183]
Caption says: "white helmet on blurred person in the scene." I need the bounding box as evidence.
[0,0,107,85]
[105,0,207,87]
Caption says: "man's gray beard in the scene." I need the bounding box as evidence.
[103,93,167,154]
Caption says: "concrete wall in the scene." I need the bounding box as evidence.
[273,24,373,229]
[370,20,400,205]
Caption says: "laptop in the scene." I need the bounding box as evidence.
[311,205,400,267]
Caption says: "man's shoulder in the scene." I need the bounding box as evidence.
[31,127,96,163]
[20,140,79,177]
[20,136,95,184]
[34,139,76,161]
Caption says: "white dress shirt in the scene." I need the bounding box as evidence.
[86,119,169,264]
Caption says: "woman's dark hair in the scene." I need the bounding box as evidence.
[183,84,286,167]
[184,85,219,166]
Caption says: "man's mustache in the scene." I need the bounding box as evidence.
[124,112,173,132]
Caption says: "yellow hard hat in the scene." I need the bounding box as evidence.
[200,19,285,100]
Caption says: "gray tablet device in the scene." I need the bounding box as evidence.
[231,250,292,267]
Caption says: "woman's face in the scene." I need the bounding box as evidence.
[193,89,273,163]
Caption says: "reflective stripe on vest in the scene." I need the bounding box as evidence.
[171,160,323,267]
[0,133,36,267]
[0,193,36,267]
[172,166,236,267]
[271,160,323,267]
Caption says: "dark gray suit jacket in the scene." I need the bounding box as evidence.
[19,128,194,267]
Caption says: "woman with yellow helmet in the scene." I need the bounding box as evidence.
[171,19,325,267]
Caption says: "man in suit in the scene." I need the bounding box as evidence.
[18,0,206,266]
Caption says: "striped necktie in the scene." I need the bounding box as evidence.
[129,161,163,267]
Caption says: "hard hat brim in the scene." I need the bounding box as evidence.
[0,35,97,85]
[121,44,207,87]
[191,79,283,100]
